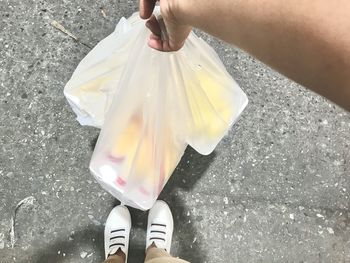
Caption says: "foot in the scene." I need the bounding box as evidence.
[104,205,131,262]
[146,200,174,253]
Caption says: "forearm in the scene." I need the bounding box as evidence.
[176,0,350,110]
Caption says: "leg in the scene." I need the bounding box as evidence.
[102,253,125,263]
[145,246,189,263]
[145,245,172,261]
[103,205,131,263]
[144,201,190,263]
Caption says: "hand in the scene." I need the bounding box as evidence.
[139,0,191,51]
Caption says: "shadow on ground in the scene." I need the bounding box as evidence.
[21,146,214,263]
[17,224,104,263]
[160,146,216,262]
[127,146,215,263]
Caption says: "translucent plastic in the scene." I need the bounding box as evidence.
[64,13,141,127]
[65,10,248,210]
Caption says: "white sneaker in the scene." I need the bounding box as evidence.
[146,200,174,253]
[104,205,131,262]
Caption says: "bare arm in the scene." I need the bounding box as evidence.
[140,0,350,110]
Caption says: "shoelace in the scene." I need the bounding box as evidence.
[149,223,167,249]
[108,228,126,255]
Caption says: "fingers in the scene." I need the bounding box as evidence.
[148,34,163,51]
[165,22,191,51]
[145,15,162,37]
[140,0,192,52]
[148,35,179,52]
[147,23,191,52]
[146,16,173,52]
[139,0,157,19]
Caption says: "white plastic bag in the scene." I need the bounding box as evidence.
[65,10,248,210]
[64,13,141,127]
